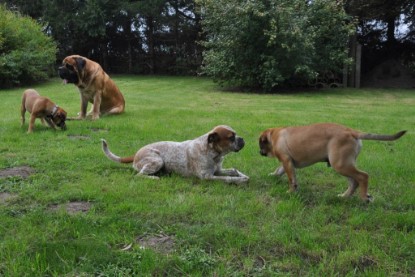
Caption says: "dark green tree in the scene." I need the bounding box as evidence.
[197,0,355,91]
[345,0,415,74]
[346,0,414,45]
[4,0,202,75]
[0,5,57,87]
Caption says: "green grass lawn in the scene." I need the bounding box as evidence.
[0,76,414,276]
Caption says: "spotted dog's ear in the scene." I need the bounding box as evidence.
[75,57,86,72]
[208,132,220,144]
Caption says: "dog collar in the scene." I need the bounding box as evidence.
[51,105,59,117]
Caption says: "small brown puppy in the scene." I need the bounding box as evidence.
[21,89,67,133]
[58,55,125,120]
[259,123,406,202]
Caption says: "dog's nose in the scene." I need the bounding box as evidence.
[58,67,65,77]
[237,137,245,149]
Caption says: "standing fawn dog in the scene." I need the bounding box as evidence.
[259,123,406,202]
[101,125,249,184]
[21,89,67,133]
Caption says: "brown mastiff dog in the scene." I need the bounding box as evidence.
[101,125,249,184]
[259,123,406,202]
[21,89,67,133]
[58,55,125,120]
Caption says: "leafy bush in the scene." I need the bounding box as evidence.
[0,5,57,88]
[198,0,355,91]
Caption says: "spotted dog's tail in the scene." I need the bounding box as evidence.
[358,130,407,141]
[101,139,134,163]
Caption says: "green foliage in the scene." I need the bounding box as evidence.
[179,247,217,272]
[5,0,203,75]
[198,0,355,91]
[0,5,57,88]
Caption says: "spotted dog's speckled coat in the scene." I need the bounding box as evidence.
[101,125,249,184]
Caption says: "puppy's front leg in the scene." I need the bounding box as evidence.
[20,104,26,126]
[44,117,57,130]
[28,114,37,133]
[280,157,298,193]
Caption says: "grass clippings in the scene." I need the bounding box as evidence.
[137,233,176,254]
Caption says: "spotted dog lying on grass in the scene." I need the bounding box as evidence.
[101,125,249,184]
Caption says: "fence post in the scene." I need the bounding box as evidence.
[355,43,362,88]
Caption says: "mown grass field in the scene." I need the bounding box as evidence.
[0,76,414,276]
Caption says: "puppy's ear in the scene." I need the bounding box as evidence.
[260,130,274,146]
[259,135,268,144]
[75,57,86,72]
[59,112,67,120]
[208,132,220,144]
[259,133,269,147]
[266,130,274,143]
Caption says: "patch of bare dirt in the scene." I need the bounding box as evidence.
[254,256,266,269]
[67,135,90,140]
[0,166,35,179]
[49,201,91,214]
[89,128,109,133]
[137,233,175,254]
[0,192,18,204]
[352,256,378,272]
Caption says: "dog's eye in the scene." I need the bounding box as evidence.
[229,135,235,142]
[66,64,74,70]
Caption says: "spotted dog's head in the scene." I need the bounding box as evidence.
[58,55,87,85]
[207,125,245,154]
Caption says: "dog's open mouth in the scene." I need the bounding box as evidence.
[58,67,78,84]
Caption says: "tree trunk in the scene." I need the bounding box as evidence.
[173,0,179,69]
[100,41,109,71]
[147,16,155,74]
[386,17,397,46]
[124,18,133,74]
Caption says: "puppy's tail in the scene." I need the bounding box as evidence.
[358,130,407,141]
[101,139,134,163]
